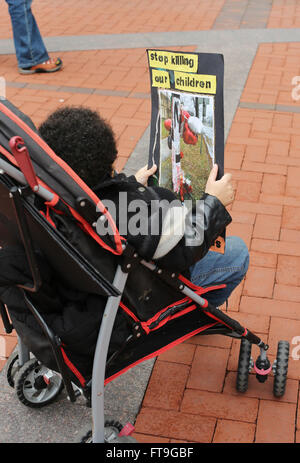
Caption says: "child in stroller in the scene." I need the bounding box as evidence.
[0,100,289,443]
[38,105,248,309]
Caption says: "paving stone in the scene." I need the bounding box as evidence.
[255,400,296,443]
[187,345,229,392]
[181,389,259,422]
[142,361,190,411]
[158,343,196,365]
[243,266,276,298]
[213,419,256,443]
[253,214,282,240]
[135,407,216,443]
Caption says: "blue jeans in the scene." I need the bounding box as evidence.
[6,0,49,68]
[189,236,249,307]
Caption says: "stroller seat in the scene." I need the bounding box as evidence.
[0,99,290,443]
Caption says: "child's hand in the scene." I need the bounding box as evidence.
[135,164,157,186]
[205,164,234,207]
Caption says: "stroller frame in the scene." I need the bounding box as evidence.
[0,139,287,443]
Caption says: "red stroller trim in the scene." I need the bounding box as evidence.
[104,321,218,385]
[119,276,227,335]
[179,274,227,294]
[0,101,124,256]
[60,346,86,388]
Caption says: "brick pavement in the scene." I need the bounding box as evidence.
[0,0,300,444]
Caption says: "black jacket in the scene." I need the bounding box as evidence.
[93,173,232,271]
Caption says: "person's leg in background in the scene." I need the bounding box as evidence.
[189,235,249,308]
[5,0,62,73]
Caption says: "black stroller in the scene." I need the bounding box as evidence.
[0,99,290,443]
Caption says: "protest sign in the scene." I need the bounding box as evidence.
[147,49,225,252]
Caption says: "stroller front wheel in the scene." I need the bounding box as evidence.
[14,358,64,408]
[273,340,289,398]
[236,338,252,393]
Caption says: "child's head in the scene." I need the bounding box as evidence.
[39,106,118,188]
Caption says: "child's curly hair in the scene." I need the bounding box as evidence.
[39,106,118,188]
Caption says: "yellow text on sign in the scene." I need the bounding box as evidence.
[148,50,198,73]
[174,71,216,94]
[151,69,170,88]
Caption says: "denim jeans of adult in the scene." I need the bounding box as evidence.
[6,0,49,68]
[189,236,249,307]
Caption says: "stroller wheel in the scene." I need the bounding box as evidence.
[78,420,138,443]
[78,421,122,443]
[273,340,289,398]
[236,338,252,393]
[14,359,64,408]
[6,354,21,388]
[79,427,93,443]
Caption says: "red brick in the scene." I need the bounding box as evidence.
[228,169,263,184]
[273,113,293,128]
[224,151,244,170]
[268,316,300,356]
[229,122,251,138]
[253,214,281,240]
[243,266,275,298]
[242,160,287,175]
[187,333,232,349]
[261,173,286,195]
[266,154,300,168]
[232,200,282,216]
[289,148,300,158]
[227,222,253,248]
[213,420,255,443]
[158,343,196,365]
[280,228,300,243]
[276,255,300,286]
[227,136,268,148]
[286,166,300,197]
[291,135,300,150]
[252,117,273,133]
[235,181,261,202]
[230,210,256,225]
[143,361,189,411]
[251,238,300,257]
[134,408,216,443]
[282,206,300,231]
[187,346,229,392]
[225,143,246,154]
[255,400,296,443]
[181,389,259,422]
[260,193,299,207]
[244,145,267,163]
[249,251,278,268]
[227,280,244,312]
[274,284,300,303]
[268,139,290,156]
[240,296,300,320]
[132,433,170,443]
